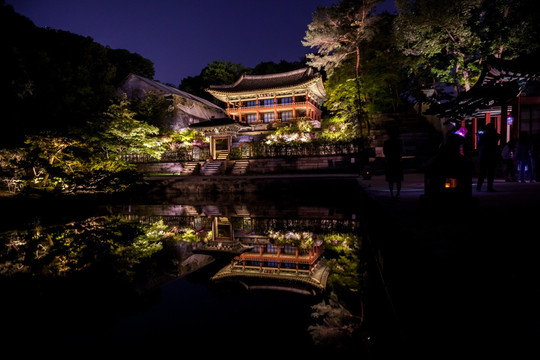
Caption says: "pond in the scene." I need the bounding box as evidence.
[0,179,394,358]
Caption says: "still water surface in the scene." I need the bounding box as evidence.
[1,187,378,357]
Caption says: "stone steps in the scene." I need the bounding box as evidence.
[201,161,223,175]
[231,160,249,175]
[181,162,199,175]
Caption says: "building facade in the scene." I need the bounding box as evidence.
[206,67,326,129]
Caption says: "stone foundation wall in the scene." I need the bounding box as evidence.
[243,155,360,174]
[135,155,362,176]
[136,162,185,174]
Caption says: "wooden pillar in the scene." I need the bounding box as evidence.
[259,245,263,270]
[512,96,520,140]
[292,92,296,118]
[295,248,299,272]
[277,246,281,270]
[238,100,242,123]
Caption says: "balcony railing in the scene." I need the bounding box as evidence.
[229,101,310,110]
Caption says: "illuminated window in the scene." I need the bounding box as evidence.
[281,111,293,121]
[280,97,292,104]
[263,98,274,107]
[283,245,295,254]
[247,113,257,123]
[246,100,257,107]
[263,112,274,122]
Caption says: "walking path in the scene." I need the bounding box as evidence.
[356,172,540,359]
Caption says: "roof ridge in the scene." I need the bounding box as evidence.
[128,73,224,111]
[242,67,310,80]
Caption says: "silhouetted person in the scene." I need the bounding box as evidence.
[383,127,404,198]
[501,139,516,182]
[516,132,534,182]
[476,123,501,191]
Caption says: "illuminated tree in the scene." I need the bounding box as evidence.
[88,94,164,161]
[394,0,483,96]
[394,0,540,101]
[303,0,382,78]
[304,2,404,136]
[474,0,540,59]
[24,134,84,185]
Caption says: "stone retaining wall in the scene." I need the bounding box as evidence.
[243,155,360,174]
[136,155,362,175]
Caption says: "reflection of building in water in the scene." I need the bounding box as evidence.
[210,222,329,291]
[109,203,356,291]
[211,235,329,292]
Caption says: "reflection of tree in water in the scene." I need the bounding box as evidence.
[309,232,367,352]
[0,216,173,282]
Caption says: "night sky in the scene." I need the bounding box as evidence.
[7,0,396,87]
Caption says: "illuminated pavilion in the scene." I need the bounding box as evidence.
[206,67,326,128]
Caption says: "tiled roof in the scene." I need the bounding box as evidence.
[125,74,224,111]
[426,56,540,121]
[208,68,320,93]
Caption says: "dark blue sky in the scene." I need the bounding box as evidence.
[8,0,396,87]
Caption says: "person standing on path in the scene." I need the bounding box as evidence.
[476,123,501,192]
[501,139,516,182]
[383,127,404,198]
[515,132,534,182]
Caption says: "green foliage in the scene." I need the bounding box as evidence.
[264,120,315,145]
[129,91,171,130]
[0,148,27,193]
[319,116,361,142]
[88,93,165,160]
[322,232,366,307]
[267,230,315,249]
[166,128,208,151]
[0,217,168,279]
[394,0,483,95]
[303,0,382,77]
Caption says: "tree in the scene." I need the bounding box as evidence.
[107,48,155,86]
[303,0,387,137]
[251,59,306,75]
[0,3,155,146]
[179,61,248,104]
[474,0,540,59]
[303,0,382,78]
[24,134,85,186]
[88,94,164,161]
[129,91,171,131]
[394,0,484,97]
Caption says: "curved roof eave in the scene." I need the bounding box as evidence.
[206,77,326,102]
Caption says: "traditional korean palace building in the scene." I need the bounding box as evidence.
[206,67,326,128]
[428,56,540,148]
